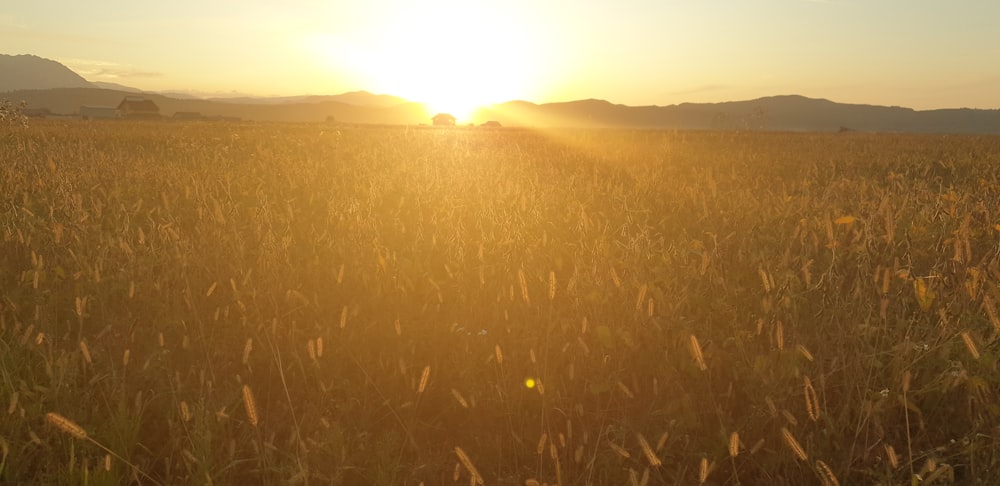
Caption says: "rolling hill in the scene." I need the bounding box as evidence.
[2,53,999,132]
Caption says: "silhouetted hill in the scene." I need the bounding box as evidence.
[4,88,430,123]
[0,54,93,91]
[5,82,1000,132]
[473,95,1000,133]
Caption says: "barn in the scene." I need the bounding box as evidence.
[117,96,160,119]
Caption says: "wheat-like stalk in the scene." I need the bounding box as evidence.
[179,401,191,422]
[548,270,556,300]
[242,384,259,427]
[728,431,740,458]
[454,446,484,485]
[782,410,799,426]
[698,457,709,484]
[46,412,87,440]
[765,396,778,417]
[636,433,661,467]
[418,365,430,394]
[815,460,840,486]
[804,376,820,421]
[775,320,784,351]
[758,267,771,292]
[339,305,348,329]
[688,334,707,371]
[536,433,547,454]
[46,412,162,485]
[884,444,899,469]
[450,389,469,408]
[617,381,635,399]
[79,340,92,366]
[781,427,807,461]
[608,441,631,459]
[635,284,647,310]
[494,344,503,366]
[960,331,980,360]
[242,338,253,365]
[656,431,669,452]
[518,269,531,305]
[796,344,814,362]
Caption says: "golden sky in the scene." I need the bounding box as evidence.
[2,0,999,116]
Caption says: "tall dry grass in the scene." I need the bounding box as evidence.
[1,121,999,483]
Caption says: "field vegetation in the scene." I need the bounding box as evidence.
[2,121,1000,484]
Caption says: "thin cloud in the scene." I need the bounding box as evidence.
[61,58,163,79]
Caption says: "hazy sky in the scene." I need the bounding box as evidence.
[2,0,998,112]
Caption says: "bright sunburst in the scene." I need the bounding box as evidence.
[309,1,545,122]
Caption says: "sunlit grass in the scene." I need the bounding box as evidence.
[2,121,999,484]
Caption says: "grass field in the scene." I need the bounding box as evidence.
[2,121,1000,484]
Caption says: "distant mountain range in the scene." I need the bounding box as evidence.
[2,53,999,133]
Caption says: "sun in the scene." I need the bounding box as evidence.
[308,2,546,123]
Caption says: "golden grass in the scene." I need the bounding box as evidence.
[815,460,840,486]
[636,433,661,467]
[688,334,707,371]
[241,385,259,428]
[804,376,820,421]
[45,412,87,440]
[781,427,807,461]
[6,124,1000,484]
[454,446,483,485]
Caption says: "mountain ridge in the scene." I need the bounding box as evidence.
[2,53,999,132]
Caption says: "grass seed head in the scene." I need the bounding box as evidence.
[46,412,87,440]
[418,365,430,394]
[242,385,259,427]
[804,376,820,421]
[636,433,661,467]
[688,334,707,371]
[698,457,709,484]
[454,446,483,485]
[815,460,840,486]
[781,427,807,461]
[884,444,899,469]
[960,331,980,360]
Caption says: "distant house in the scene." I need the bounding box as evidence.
[80,105,120,120]
[432,113,456,126]
[481,120,502,128]
[117,96,160,119]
